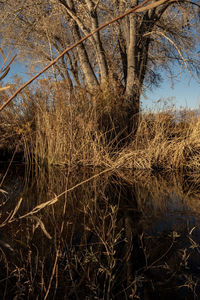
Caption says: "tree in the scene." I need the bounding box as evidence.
[0,0,199,134]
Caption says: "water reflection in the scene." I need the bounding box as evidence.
[0,165,200,299]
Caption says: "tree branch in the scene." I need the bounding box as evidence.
[0,0,174,111]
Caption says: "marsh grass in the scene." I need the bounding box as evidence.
[116,109,200,171]
[0,80,200,173]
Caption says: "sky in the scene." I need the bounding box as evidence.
[141,71,200,112]
[1,58,200,112]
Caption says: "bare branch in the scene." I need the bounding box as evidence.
[1,0,172,111]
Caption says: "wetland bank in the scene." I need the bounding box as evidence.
[1,91,200,299]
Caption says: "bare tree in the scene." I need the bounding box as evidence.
[0,0,199,133]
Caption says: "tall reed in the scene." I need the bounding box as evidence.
[1,79,200,172]
[117,109,200,171]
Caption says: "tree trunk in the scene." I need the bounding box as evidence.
[65,0,99,88]
[85,0,108,85]
[124,1,140,135]
[124,4,153,136]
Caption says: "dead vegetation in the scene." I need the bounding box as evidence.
[1,80,200,173]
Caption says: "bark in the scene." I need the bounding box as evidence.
[85,0,108,84]
[60,0,99,88]
[123,2,160,135]
[124,1,140,134]
[125,0,138,98]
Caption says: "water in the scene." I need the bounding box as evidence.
[0,164,200,299]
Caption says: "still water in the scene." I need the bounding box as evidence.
[0,164,200,299]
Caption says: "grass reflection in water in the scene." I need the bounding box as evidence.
[0,166,200,299]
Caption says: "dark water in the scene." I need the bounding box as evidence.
[0,164,200,299]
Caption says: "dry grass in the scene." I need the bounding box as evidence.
[24,80,128,168]
[1,79,200,173]
[116,109,200,171]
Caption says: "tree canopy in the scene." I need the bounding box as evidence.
[0,0,199,131]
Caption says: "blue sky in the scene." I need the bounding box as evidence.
[1,58,200,112]
[142,71,200,111]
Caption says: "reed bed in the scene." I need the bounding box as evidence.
[0,80,200,172]
[117,109,200,171]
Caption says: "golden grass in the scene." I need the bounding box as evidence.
[116,109,200,171]
[1,80,200,172]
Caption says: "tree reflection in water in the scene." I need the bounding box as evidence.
[0,165,200,299]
